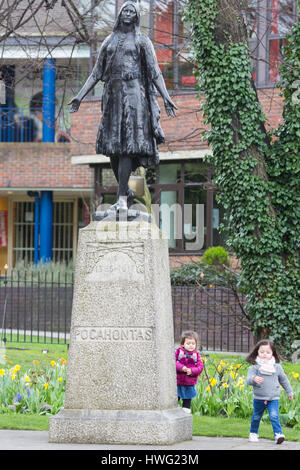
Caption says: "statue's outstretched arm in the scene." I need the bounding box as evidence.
[68,36,110,113]
[153,74,178,117]
[143,36,178,118]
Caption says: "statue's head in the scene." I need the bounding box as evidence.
[114,1,140,32]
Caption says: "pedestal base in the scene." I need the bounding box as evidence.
[49,222,192,445]
[49,408,192,445]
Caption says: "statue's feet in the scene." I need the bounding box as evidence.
[109,189,135,212]
[109,195,128,212]
[127,188,135,208]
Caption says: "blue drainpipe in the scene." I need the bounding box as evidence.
[39,58,56,263]
[39,191,53,263]
[42,58,56,142]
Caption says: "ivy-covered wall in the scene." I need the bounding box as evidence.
[185,0,300,358]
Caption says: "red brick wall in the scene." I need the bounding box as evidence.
[0,143,92,189]
[70,88,284,154]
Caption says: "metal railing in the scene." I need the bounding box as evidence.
[172,284,254,352]
[0,271,254,352]
[0,271,73,344]
[0,107,70,142]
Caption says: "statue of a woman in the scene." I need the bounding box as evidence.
[69,1,177,212]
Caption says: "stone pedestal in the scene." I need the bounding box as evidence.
[49,221,192,445]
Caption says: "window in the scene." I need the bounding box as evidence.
[153,0,195,90]
[247,0,297,86]
[13,201,75,265]
[79,0,298,93]
[52,202,74,263]
[94,160,225,253]
[13,201,35,264]
[267,0,296,83]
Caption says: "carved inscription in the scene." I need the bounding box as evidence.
[74,326,153,342]
[85,242,145,282]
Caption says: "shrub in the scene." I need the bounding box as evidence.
[202,246,230,267]
[170,247,238,289]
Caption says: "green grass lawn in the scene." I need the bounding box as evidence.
[1,413,299,443]
[0,336,68,369]
[193,415,300,441]
[0,413,49,431]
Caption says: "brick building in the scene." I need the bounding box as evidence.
[0,0,297,270]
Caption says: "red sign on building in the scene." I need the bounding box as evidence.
[0,210,8,247]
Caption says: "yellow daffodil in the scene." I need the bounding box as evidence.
[58,377,63,382]
[11,373,16,381]
[0,369,5,376]
[24,375,30,382]
[34,360,39,365]
[209,378,217,387]
[292,372,299,379]
[13,364,21,373]
[50,361,56,367]
[206,385,211,392]
[60,358,67,365]
[240,385,245,390]
[44,383,49,389]
[222,383,228,388]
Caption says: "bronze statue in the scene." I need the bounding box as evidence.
[69,1,177,215]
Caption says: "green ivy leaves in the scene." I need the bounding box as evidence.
[186,0,300,359]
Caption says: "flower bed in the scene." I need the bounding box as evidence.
[0,357,67,415]
[1,355,299,430]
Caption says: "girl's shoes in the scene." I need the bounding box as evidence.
[182,407,191,414]
[275,433,285,444]
[249,432,285,444]
[249,433,259,442]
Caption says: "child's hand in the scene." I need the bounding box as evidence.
[289,395,293,401]
[254,376,264,384]
[181,366,192,375]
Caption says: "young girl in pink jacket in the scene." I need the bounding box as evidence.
[175,330,203,413]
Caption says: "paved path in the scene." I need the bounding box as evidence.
[0,430,299,451]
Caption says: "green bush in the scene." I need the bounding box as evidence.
[170,247,238,289]
[202,246,230,267]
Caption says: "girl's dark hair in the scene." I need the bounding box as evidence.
[180,330,200,350]
[245,339,280,364]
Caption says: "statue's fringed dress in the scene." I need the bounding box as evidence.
[92,31,165,171]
